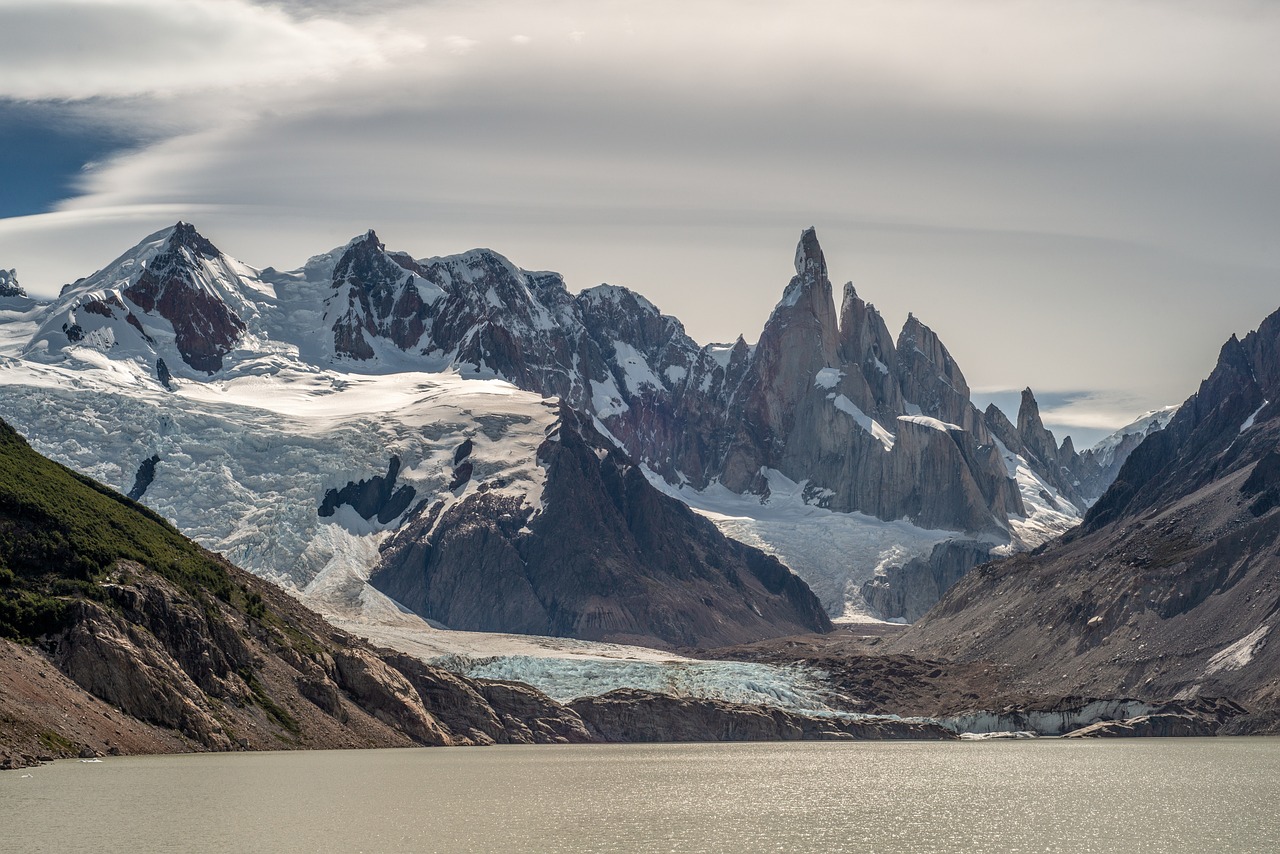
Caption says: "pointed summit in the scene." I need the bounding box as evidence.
[1017,387,1060,468]
[165,221,221,259]
[794,226,827,279]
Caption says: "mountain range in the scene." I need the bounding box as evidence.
[0,222,1159,635]
[2,219,1277,751]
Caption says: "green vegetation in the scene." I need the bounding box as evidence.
[37,730,77,754]
[239,666,302,736]
[0,419,234,640]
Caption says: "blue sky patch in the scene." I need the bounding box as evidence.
[0,102,138,219]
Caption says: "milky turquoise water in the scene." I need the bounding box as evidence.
[3,739,1277,853]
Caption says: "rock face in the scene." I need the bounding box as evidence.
[895,304,1280,729]
[317,456,416,524]
[371,404,834,649]
[569,689,955,742]
[127,454,161,501]
[860,540,996,623]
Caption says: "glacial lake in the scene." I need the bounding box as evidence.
[3,739,1278,853]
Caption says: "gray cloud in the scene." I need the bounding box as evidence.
[1,0,1278,428]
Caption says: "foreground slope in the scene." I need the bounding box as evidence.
[0,417,598,768]
[896,306,1280,732]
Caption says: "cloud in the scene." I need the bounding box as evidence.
[446,35,479,55]
[0,0,422,101]
[1,0,1278,423]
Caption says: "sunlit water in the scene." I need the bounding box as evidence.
[3,739,1278,853]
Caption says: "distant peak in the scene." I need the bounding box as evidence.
[793,227,827,279]
[1018,387,1041,419]
[346,229,383,251]
[166,221,220,259]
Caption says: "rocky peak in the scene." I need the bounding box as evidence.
[1241,308,1280,397]
[115,223,247,374]
[1085,309,1279,532]
[895,314,981,435]
[166,222,221,260]
[577,285,699,387]
[0,268,24,298]
[836,282,902,416]
[772,228,839,355]
[328,231,436,359]
[332,230,422,288]
[1016,387,1060,467]
[738,229,841,440]
[793,226,827,279]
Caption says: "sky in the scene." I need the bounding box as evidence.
[1,0,1277,446]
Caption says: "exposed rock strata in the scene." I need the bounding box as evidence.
[569,689,955,742]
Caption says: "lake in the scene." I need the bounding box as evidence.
[3,739,1278,852]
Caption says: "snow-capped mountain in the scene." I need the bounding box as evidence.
[26,223,262,375]
[0,222,1157,627]
[1082,405,1180,475]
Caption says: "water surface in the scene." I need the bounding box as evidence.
[3,739,1277,853]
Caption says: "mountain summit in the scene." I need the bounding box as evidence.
[28,222,255,375]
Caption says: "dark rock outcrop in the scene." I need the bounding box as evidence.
[127,454,161,501]
[371,403,834,649]
[156,358,173,390]
[318,456,416,525]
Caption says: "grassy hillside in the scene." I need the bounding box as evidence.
[0,419,238,641]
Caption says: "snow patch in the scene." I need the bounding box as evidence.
[1205,625,1270,675]
[1240,401,1268,433]
[813,367,843,389]
[897,414,963,432]
[831,395,894,451]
